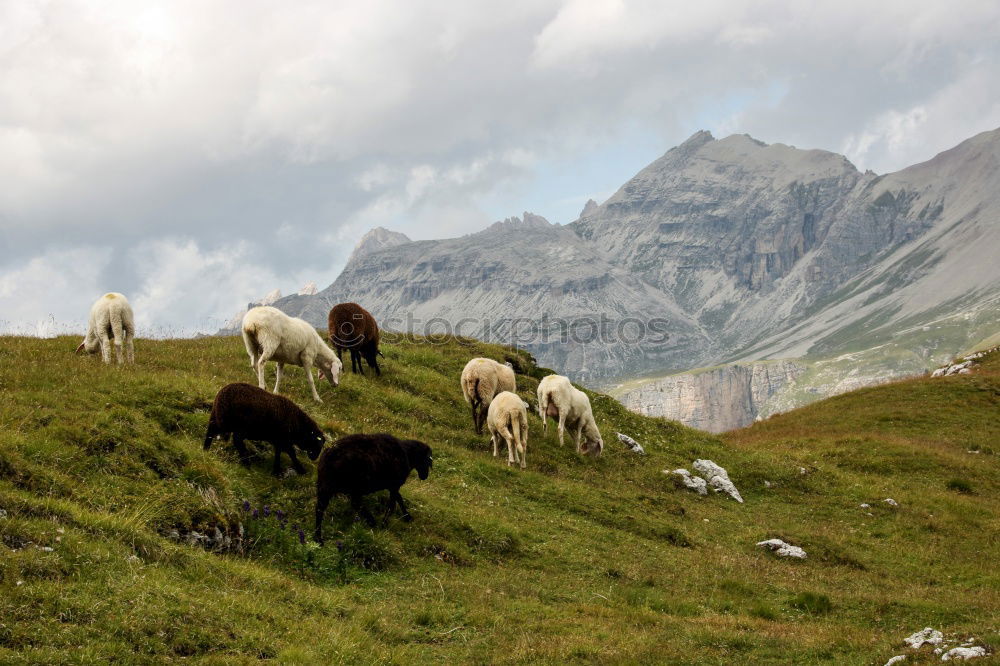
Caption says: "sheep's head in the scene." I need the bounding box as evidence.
[303,428,325,461]
[316,356,343,388]
[581,424,604,457]
[76,336,99,355]
[405,439,433,480]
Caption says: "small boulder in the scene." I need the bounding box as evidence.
[941,646,986,661]
[884,498,899,507]
[884,656,906,666]
[694,459,743,503]
[670,469,707,495]
[756,539,806,559]
[904,628,944,649]
[616,432,645,454]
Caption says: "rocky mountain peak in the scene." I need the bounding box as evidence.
[479,211,554,235]
[580,199,600,217]
[349,227,412,264]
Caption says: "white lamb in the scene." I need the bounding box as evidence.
[487,391,528,469]
[76,293,135,364]
[536,374,604,456]
[241,306,343,403]
[460,357,516,434]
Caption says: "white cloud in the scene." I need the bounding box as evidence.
[1,0,999,333]
[0,247,111,336]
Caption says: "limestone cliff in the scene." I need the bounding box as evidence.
[616,361,806,433]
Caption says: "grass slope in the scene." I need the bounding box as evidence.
[0,335,998,664]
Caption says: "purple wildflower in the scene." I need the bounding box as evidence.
[241,500,251,513]
[297,528,306,545]
[252,509,259,519]
[263,505,270,518]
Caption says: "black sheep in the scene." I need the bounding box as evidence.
[327,302,382,376]
[314,433,432,542]
[203,383,325,476]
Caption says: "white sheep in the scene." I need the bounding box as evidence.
[487,391,528,469]
[536,374,604,456]
[460,357,516,434]
[241,306,343,403]
[76,292,135,364]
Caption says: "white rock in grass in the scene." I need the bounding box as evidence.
[616,432,645,454]
[0,508,7,519]
[670,469,708,495]
[884,656,906,666]
[756,539,806,559]
[860,503,871,509]
[694,459,744,503]
[884,498,899,507]
[941,646,987,661]
[904,628,944,649]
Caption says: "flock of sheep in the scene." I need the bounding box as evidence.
[77,291,605,541]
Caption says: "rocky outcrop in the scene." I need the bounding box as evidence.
[618,360,805,432]
[349,227,412,263]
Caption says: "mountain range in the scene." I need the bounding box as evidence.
[253,126,1000,430]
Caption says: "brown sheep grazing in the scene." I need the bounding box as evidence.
[314,433,432,543]
[327,302,382,376]
[203,383,326,476]
[460,357,516,434]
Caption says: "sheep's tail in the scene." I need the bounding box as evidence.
[242,323,259,367]
[509,412,523,453]
[110,314,124,347]
[465,375,481,409]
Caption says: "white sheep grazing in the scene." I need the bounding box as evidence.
[241,306,343,403]
[487,391,528,469]
[76,293,135,364]
[460,357,516,434]
[537,374,604,456]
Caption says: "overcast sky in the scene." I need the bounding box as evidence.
[2,0,999,336]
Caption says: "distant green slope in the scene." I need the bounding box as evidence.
[0,335,997,664]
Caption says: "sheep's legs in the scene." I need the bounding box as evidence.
[381,492,397,525]
[302,360,322,403]
[350,349,364,375]
[470,403,479,433]
[557,412,567,446]
[283,444,306,475]
[99,333,112,364]
[255,358,268,390]
[273,363,283,393]
[203,423,217,450]
[233,435,251,466]
[351,495,377,527]
[490,431,499,457]
[381,489,411,524]
[111,318,125,364]
[314,491,332,544]
[574,425,584,454]
[392,490,412,522]
[124,330,135,364]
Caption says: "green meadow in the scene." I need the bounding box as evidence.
[0,334,997,664]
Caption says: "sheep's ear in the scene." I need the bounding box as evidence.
[75,342,85,353]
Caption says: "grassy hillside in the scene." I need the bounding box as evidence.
[0,334,997,664]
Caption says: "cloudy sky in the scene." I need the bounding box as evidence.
[2,0,999,336]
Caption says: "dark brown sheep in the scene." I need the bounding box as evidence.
[327,302,382,376]
[314,433,432,543]
[203,383,325,476]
